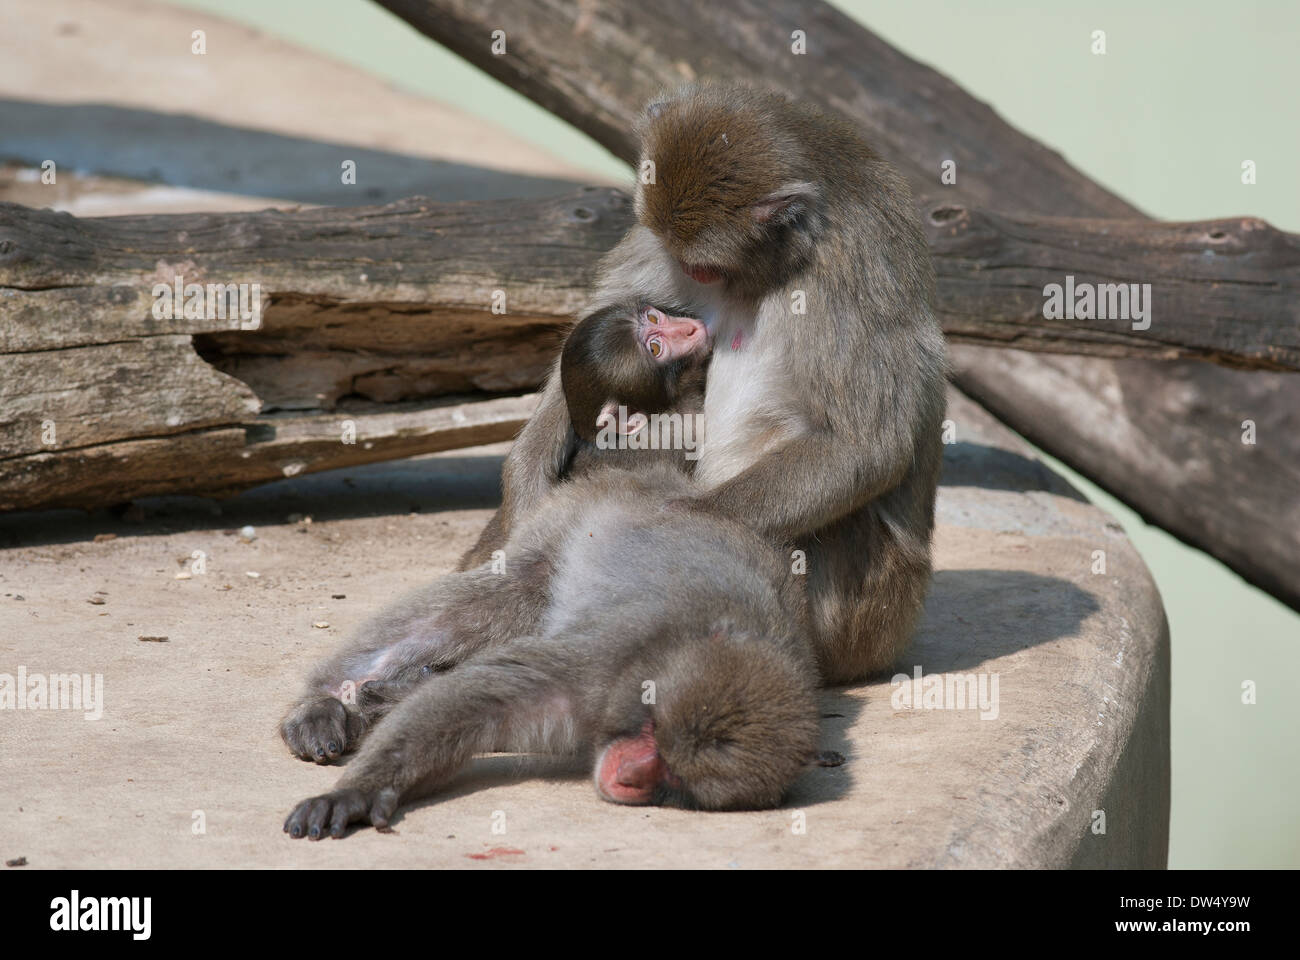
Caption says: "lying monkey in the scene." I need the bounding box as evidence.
[281,303,815,838]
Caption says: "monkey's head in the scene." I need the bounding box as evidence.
[634,83,823,295]
[561,301,711,443]
[593,629,819,810]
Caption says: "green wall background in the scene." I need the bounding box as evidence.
[161,0,1300,868]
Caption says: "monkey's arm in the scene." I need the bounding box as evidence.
[694,366,937,541]
[284,644,585,839]
[455,360,577,570]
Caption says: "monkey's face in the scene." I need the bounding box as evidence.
[593,718,682,806]
[639,305,708,365]
[635,90,817,293]
[562,303,711,441]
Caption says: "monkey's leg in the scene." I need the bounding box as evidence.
[279,559,554,762]
[284,645,582,839]
[803,509,932,684]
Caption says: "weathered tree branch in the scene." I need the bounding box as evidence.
[374,0,1300,611]
[0,187,638,510]
[924,206,1299,369]
[3,191,1299,518]
[4,195,1295,402]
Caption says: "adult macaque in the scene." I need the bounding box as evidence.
[283,464,818,838]
[466,83,946,683]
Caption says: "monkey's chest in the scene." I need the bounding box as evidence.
[695,341,802,489]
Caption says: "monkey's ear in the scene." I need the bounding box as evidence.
[751,181,818,224]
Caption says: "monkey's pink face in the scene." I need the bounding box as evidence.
[594,720,682,805]
[641,305,708,361]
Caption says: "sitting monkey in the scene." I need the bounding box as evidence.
[281,304,816,836]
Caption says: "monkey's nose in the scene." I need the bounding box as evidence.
[658,316,706,343]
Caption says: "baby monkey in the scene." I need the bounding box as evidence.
[562,301,713,476]
[457,299,714,569]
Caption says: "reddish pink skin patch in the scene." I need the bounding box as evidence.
[730,329,744,351]
[597,721,664,804]
[465,847,526,860]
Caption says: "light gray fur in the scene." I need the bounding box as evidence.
[283,465,819,837]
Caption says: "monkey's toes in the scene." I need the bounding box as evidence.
[283,787,400,840]
[279,697,352,763]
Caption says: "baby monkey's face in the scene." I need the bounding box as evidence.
[561,300,714,443]
[638,305,708,363]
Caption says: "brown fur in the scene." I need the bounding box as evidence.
[465,83,946,684]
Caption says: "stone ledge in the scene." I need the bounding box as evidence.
[0,388,1169,868]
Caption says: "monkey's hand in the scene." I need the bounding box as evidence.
[280,696,366,764]
[283,785,401,840]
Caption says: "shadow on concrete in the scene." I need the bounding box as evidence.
[0,441,1090,550]
[0,451,510,550]
[913,568,1101,675]
[0,99,589,205]
[940,441,1087,501]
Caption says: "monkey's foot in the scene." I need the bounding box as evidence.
[283,786,400,840]
[279,696,363,764]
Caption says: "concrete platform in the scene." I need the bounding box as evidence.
[0,390,1170,868]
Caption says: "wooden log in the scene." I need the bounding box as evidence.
[375,0,1137,216]
[377,0,1300,609]
[0,394,537,513]
[4,191,1300,511]
[4,197,1296,392]
[0,186,636,510]
[925,206,1300,370]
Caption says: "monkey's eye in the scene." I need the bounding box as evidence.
[647,337,664,358]
[645,308,662,325]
